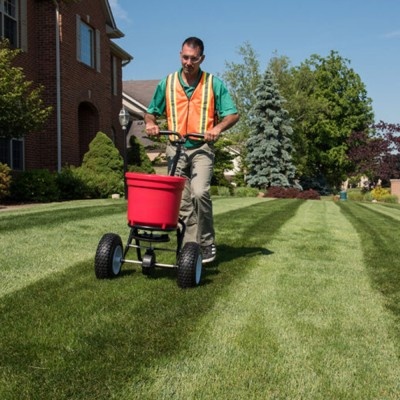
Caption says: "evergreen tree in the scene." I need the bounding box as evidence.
[75,132,124,197]
[127,135,155,174]
[246,69,298,189]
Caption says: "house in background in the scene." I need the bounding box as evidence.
[122,79,161,161]
[0,0,132,172]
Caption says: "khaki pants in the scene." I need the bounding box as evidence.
[166,142,215,247]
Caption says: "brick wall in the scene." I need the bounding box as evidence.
[14,0,125,171]
[390,179,400,202]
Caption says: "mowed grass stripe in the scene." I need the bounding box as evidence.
[0,201,127,298]
[118,200,400,399]
[0,197,269,298]
[0,199,300,399]
[358,201,400,222]
[340,201,400,328]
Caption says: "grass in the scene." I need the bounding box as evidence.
[1,198,400,399]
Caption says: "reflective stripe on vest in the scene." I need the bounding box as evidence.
[165,71,215,136]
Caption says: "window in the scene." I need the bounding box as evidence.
[0,0,18,47]
[0,137,24,170]
[76,17,101,71]
[79,20,94,67]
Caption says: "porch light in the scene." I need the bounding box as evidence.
[119,107,130,128]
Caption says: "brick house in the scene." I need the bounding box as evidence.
[0,0,132,172]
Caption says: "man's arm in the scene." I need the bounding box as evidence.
[206,113,240,141]
[144,113,160,136]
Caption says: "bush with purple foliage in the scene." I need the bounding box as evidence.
[265,186,320,200]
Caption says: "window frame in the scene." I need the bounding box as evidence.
[0,137,24,171]
[76,16,101,71]
[0,0,18,47]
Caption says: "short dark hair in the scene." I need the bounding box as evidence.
[182,37,204,55]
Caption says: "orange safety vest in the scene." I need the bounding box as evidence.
[165,71,216,136]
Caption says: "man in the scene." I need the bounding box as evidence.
[145,37,239,263]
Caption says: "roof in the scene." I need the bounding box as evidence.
[103,0,124,38]
[122,80,163,149]
[123,80,159,117]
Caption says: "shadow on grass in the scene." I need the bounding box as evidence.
[117,243,274,286]
[0,199,302,398]
[0,257,245,398]
[216,243,273,264]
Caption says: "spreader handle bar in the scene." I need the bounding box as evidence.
[158,130,205,143]
[157,131,205,176]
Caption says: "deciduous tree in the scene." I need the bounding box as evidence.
[0,41,51,139]
[347,122,400,185]
[272,51,374,189]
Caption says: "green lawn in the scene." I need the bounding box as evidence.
[0,198,399,399]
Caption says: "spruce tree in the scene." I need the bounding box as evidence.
[246,69,298,189]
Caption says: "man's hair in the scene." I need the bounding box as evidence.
[182,37,204,55]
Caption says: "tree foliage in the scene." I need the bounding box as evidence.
[222,42,261,145]
[347,122,400,185]
[246,69,298,189]
[270,51,374,189]
[223,43,375,192]
[0,40,52,139]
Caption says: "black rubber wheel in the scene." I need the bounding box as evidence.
[177,242,202,288]
[94,233,123,279]
[142,251,156,276]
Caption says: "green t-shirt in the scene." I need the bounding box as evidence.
[147,69,237,147]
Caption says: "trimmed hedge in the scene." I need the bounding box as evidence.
[10,169,60,203]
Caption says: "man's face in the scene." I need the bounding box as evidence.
[180,44,204,77]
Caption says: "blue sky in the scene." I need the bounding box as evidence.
[109,0,399,124]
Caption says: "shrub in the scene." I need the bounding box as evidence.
[370,186,390,201]
[77,132,124,198]
[0,162,12,200]
[210,186,219,196]
[75,167,124,199]
[266,186,300,199]
[233,186,260,197]
[296,189,320,200]
[56,166,90,200]
[127,135,155,174]
[347,189,364,201]
[265,186,320,200]
[210,186,233,196]
[363,191,374,202]
[381,194,398,204]
[217,186,231,197]
[10,169,60,203]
